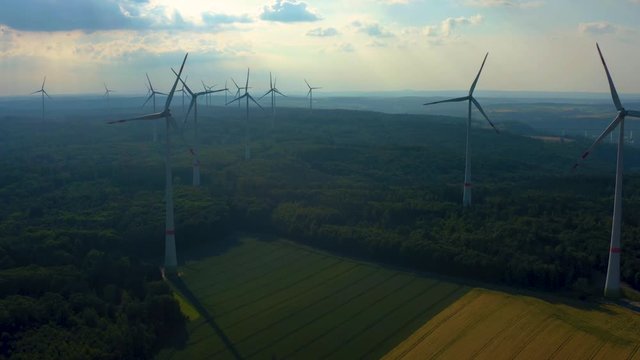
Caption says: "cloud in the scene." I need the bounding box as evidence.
[377,0,413,4]
[201,13,253,29]
[578,22,617,35]
[260,0,320,23]
[307,27,339,37]
[0,0,152,32]
[466,0,544,8]
[352,21,394,38]
[440,15,483,37]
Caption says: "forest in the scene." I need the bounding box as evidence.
[1,100,639,358]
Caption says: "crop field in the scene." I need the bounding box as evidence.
[383,288,640,360]
[159,237,468,359]
[160,237,640,360]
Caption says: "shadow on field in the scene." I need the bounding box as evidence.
[168,275,244,360]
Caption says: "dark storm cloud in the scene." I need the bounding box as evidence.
[0,0,151,32]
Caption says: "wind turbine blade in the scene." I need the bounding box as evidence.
[43,90,52,100]
[31,90,42,95]
[469,52,489,95]
[471,98,499,133]
[184,99,196,123]
[304,79,311,89]
[231,78,240,90]
[142,93,154,108]
[168,115,180,132]
[156,92,168,96]
[146,73,154,91]
[108,112,164,124]
[275,89,286,97]
[274,77,277,88]
[172,68,194,96]
[574,113,624,167]
[248,95,264,110]
[41,76,47,90]
[597,43,623,111]
[270,72,273,89]
[205,89,226,95]
[627,110,640,118]
[227,94,247,106]
[259,89,273,100]
[423,96,469,106]
[245,68,250,92]
[164,53,188,111]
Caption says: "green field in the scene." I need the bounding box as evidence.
[159,237,640,360]
[159,237,469,359]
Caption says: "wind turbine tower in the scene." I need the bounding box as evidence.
[143,73,168,142]
[260,72,286,128]
[305,79,321,111]
[228,69,264,160]
[31,76,51,122]
[573,43,640,298]
[109,54,189,273]
[175,70,226,186]
[423,53,499,207]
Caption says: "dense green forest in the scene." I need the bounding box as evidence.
[1,101,639,358]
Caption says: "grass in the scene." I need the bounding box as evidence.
[159,237,640,360]
[383,288,640,360]
[158,237,468,359]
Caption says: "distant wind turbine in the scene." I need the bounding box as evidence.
[259,72,286,128]
[109,53,189,273]
[305,79,320,111]
[227,68,264,160]
[174,69,227,186]
[572,43,640,298]
[177,75,188,112]
[423,52,499,207]
[104,83,114,110]
[230,78,246,108]
[31,76,51,122]
[143,73,168,142]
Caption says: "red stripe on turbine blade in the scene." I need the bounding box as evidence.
[166,230,176,236]
[610,247,621,254]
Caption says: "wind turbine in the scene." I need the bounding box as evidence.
[143,73,168,142]
[109,53,189,274]
[227,68,264,160]
[31,76,51,122]
[104,83,114,111]
[423,52,499,207]
[230,78,245,108]
[259,72,286,128]
[573,43,640,298]
[305,79,320,111]
[174,69,227,186]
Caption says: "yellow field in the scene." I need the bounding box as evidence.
[383,288,640,360]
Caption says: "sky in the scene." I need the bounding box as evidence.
[0,0,639,97]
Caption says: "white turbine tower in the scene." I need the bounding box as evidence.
[31,76,51,122]
[228,68,264,160]
[143,73,168,142]
[174,69,226,186]
[423,53,499,207]
[259,72,286,128]
[109,53,189,274]
[573,43,640,298]
[305,79,320,111]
